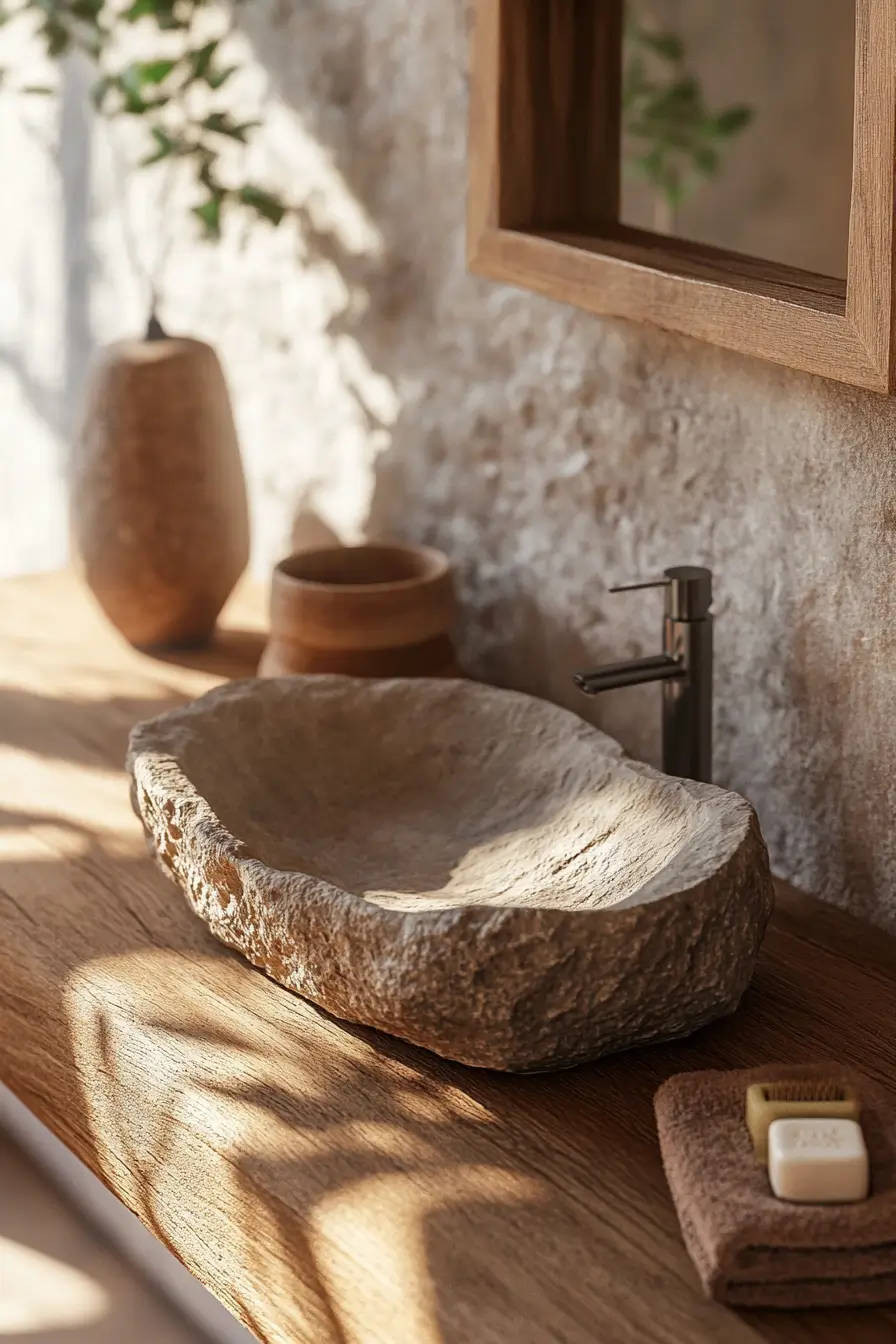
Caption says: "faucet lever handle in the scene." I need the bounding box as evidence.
[609,578,669,594]
[610,566,713,621]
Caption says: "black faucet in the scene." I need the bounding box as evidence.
[574,566,713,783]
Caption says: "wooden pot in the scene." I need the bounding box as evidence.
[258,543,458,678]
[70,335,250,650]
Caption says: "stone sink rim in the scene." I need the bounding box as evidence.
[127,675,774,1071]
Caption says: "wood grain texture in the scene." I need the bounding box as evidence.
[553,224,849,308]
[846,0,896,382]
[473,228,884,390]
[468,0,896,392]
[258,544,457,678]
[466,0,501,250]
[2,572,896,1343]
[497,0,623,229]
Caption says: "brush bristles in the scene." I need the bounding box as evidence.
[762,1081,847,1103]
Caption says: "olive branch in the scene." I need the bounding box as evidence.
[0,0,288,249]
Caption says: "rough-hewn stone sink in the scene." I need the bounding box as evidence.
[128,676,774,1071]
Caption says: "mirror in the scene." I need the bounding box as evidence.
[620,1,856,278]
[469,0,896,391]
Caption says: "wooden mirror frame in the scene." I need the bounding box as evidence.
[467,0,896,392]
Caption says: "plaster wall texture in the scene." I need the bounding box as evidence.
[2,0,895,930]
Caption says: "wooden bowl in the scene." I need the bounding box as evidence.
[258,543,458,678]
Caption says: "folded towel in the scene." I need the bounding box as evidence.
[654,1063,896,1308]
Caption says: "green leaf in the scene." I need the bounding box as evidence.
[206,63,237,90]
[640,31,683,63]
[715,105,753,137]
[629,148,667,187]
[239,185,286,225]
[123,0,182,23]
[22,83,55,94]
[692,144,718,176]
[119,79,147,113]
[116,58,174,114]
[190,38,217,80]
[193,195,222,240]
[195,151,217,187]
[141,125,176,164]
[627,120,696,150]
[201,112,258,141]
[43,18,70,57]
[202,111,236,136]
[69,0,103,18]
[660,76,700,109]
[133,58,175,85]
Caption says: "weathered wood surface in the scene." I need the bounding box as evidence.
[2,572,896,1344]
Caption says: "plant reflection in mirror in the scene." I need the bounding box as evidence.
[623,15,754,235]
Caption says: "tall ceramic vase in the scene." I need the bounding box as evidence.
[71,333,250,650]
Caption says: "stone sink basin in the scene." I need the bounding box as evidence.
[128,676,774,1071]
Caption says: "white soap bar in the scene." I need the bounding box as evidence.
[768,1117,869,1204]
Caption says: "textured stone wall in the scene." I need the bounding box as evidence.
[4,0,896,930]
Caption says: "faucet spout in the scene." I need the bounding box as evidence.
[572,564,713,783]
[574,653,683,695]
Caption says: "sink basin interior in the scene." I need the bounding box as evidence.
[173,678,700,913]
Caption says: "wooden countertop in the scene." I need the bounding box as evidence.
[2,571,895,1344]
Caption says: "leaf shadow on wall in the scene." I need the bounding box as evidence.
[221,0,468,543]
[229,0,662,769]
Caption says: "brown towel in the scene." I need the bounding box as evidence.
[654,1063,896,1308]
